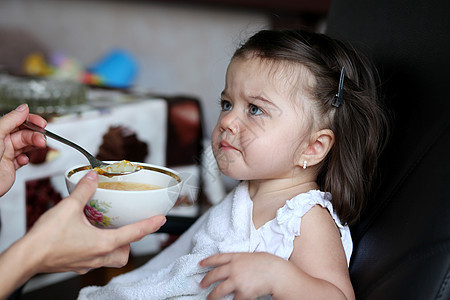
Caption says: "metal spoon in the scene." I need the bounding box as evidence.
[23,120,140,176]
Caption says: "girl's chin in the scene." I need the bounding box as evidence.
[218,167,252,182]
[217,164,239,179]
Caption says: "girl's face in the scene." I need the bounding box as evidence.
[212,56,314,181]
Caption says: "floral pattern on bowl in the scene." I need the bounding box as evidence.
[66,162,183,228]
[84,199,114,227]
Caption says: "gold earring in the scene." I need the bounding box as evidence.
[303,161,307,169]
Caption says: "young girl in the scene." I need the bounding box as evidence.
[78,29,388,300]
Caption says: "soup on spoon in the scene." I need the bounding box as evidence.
[95,160,162,191]
[94,160,142,177]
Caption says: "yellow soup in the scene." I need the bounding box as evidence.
[98,182,162,191]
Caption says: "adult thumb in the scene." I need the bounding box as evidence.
[70,171,98,207]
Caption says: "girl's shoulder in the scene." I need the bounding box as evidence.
[274,190,353,264]
[275,190,335,234]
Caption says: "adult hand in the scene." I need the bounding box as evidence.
[27,171,167,274]
[0,171,166,299]
[0,104,47,197]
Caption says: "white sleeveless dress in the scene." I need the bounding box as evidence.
[78,181,352,299]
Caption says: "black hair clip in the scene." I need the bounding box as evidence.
[332,66,346,108]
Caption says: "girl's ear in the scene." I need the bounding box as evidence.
[298,129,335,168]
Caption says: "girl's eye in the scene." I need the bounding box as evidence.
[249,104,263,116]
[221,100,232,111]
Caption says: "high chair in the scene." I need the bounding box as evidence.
[325,0,450,298]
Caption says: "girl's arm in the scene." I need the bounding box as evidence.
[272,205,354,299]
[200,205,354,299]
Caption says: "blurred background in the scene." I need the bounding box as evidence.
[2,1,445,299]
[0,0,331,298]
[0,0,329,137]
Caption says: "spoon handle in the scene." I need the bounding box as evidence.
[23,120,104,168]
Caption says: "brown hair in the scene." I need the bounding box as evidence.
[233,29,389,225]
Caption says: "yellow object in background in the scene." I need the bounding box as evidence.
[23,52,53,76]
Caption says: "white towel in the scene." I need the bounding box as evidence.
[78,182,258,300]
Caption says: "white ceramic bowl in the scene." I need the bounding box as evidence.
[65,162,183,228]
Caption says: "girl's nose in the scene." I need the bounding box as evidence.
[219,112,239,134]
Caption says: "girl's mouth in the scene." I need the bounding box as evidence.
[219,140,237,151]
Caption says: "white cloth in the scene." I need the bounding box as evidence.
[78,181,352,299]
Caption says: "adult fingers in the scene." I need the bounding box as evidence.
[69,171,98,207]
[97,245,131,268]
[74,268,91,275]
[18,113,47,149]
[106,215,167,247]
[10,129,46,151]
[13,153,30,169]
[0,104,30,139]
[27,113,47,128]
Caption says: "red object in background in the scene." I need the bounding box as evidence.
[96,125,149,162]
[25,146,50,164]
[24,147,64,230]
[26,177,62,230]
[165,96,203,167]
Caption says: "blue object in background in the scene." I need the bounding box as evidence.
[88,49,138,88]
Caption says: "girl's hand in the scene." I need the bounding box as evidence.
[199,252,288,300]
[0,104,47,196]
